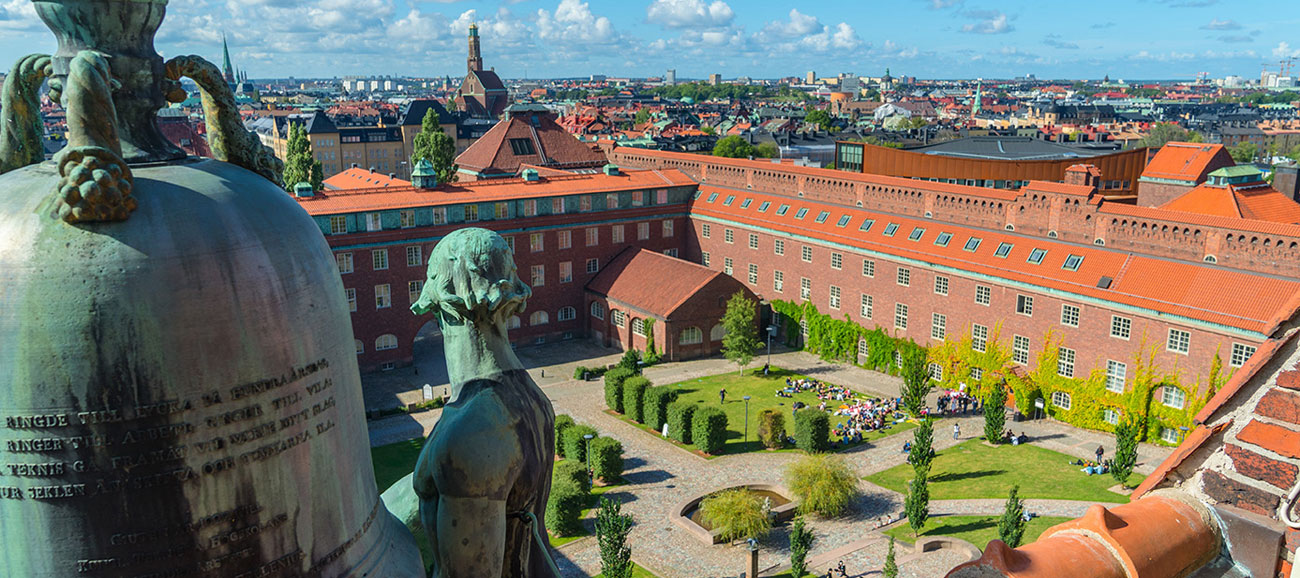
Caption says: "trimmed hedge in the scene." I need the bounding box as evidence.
[562,425,598,464]
[667,400,697,445]
[757,409,786,449]
[604,367,634,413]
[692,406,729,454]
[794,409,830,453]
[554,414,576,457]
[643,386,677,432]
[546,475,587,537]
[589,436,624,483]
[553,458,589,489]
[623,377,651,424]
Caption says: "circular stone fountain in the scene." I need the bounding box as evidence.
[671,484,799,544]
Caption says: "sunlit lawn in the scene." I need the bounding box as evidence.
[371,437,424,493]
[594,562,658,578]
[617,366,914,457]
[884,515,1073,551]
[865,440,1139,503]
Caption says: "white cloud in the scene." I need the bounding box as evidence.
[646,0,733,29]
[962,11,1013,34]
[797,22,861,51]
[760,9,820,39]
[1274,41,1300,59]
[753,8,858,52]
[536,0,616,44]
[1200,18,1240,31]
[0,0,40,30]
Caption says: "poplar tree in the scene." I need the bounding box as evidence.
[984,380,1008,444]
[997,485,1027,548]
[1111,416,1141,487]
[788,515,813,577]
[721,292,760,375]
[900,347,932,418]
[882,536,898,578]
[282,123,323,192]
[411,108,459,184]
[595,497,634,578]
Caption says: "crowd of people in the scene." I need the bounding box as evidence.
[829,396,905,443]
[776,376,857,402]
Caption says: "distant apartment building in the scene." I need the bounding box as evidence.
[708,73,722,86]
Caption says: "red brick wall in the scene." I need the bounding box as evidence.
[586,273,757,362]
[1136,180,1195,208]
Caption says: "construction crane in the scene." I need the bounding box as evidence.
[1282,57,1297,78]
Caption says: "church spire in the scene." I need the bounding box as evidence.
[467,23,483,74]
[221,33,235,85]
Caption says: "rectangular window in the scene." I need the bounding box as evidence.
[632,191,644,206]
[749,234,759,250]
[895,303,909,330]
[975,285,991,305]
[365,212,382,231]
[639,222,650,240]
[1111,316,1131,340]
[662,220,673,237]
[400,210,415,228]
[1058,347,1075,378]
[329,216,347,235]
[708,192,719,203]
[800,277,811,300]
[1162,386,1186,409]
[408,280,423,305]
[375,284,391,309]
[464,204,480,222]
[883,223,899,236]
[611,225,624,244]
[860,294,873,319]
[1016,295,1034,316]
[739,198,752,209]
[774,270,784,293]
[963,237,982,252]
[553,198,566,214]
[508,137,535,155]
[775,239,785,256]
[433,207,447,225]
[702,252,711,267]
[345,288,356,312]
[723,195,736,206]
[1061,304,1080,327]
[776,204,790,216]
[896,267,910,287]
[814,210,830,223]
[1104,409,1120,425]
[524,199,537,217]
[664,248,678,258]
[934,275,949,296]
[372,249,388,271]
[1106,360,1127,392]
[758,201,771,212]
[829,285,841,309]
[1161,428,1179,444]
[530,265,545,287]
[748,264,759,285]
[859,218,875,232]
[586,227,599,247]
[1063,254,1084,271]
[702,223,711,238]
[795,208,809,220]
[862,259,875,277]
[586,258,599,274]
[1230,343,1256,367]
[928,363,943,381]
[935,232,953,247]
[406,245,422,267]
[801,246,813,262]
[336,252,354,274]
[657,189,668,204]
[558,230,571,249]
[723,257,733,275]
[831,252,843,270]
[1012,335,1030,365]
[972,324,988,353]
[971,367,983,381]
[931,313,946,341]
[1027,248,1047,264]
[994,242,1013,258]
[908,227,925,241]
[1167,329,1190,354]
[725,229,734,244]
[530,233,545,253]
[580,196,592,212]
[559,261,572,283]
[837,215,851,227]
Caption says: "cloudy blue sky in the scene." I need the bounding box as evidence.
[0,0,1296,80]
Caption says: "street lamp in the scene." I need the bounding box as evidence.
[766,325,776,367]
[743,395,752,443]
[747,537,759,578]
[583,433,595,487]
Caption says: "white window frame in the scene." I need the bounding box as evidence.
[374,284,391,309]
[934,275,949,296]
[829,285,841,310]
[800,277,811,300]
[336,252,354,274]
[895,303,908,331]
[860,294,873,319]
[1231,343,1256,367]
[975,285,991,306]
[1012,335,1030,364]
[1058,347,1075,378]
[406,245,422,267]
[972,324,988,353]
[1167,329,1190,355]
[931,313,946,341]
[897,267,910,287]
[372,249,389,271]
[862,259,875,277]
[1051,391,1072,410]
[1161,386,1186,409]
[1106,360,1127,393]
[1111,315,1132,340]
[1016,294,1034,316]
[1061,304,1080,327]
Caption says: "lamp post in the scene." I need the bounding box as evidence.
[747,537,759,578]
[583,433,595,487]
[743,395,752,443]
[766,325,776,367]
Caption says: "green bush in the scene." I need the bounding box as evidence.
[699,488,771,541]
[617,349,642,373]
[757,409,786,449]
[553,459,589,489]
[575,366,588,380]
[604,367,634,413]
[692,406,728,454]
[589,436,624,483]
[666,400,697,444]
[562,425,598,464]
[785,453,859,517]
[554,414,576,458]
[642,386,677,432]
[623,376,651,424]
[546,476,587,537]
[793,410,830,453]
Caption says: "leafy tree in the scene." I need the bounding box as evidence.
[882,536,898,578]
[905,116,929,130]
[1135,122,1203,149]
[789,515,814,577]
[754,141,780,159]
[908,418,935,473]
[411,108,459,184]
[721,292,760,375]
[1111,416,1141,486]
[617,349,642,374]
[786,453,859,517]
[700,488,771,542]
[713,134,755,158]
[1229,141,1258,163]
[701,126,716,135]
[998,485,1027,548]
[643,319,661,364]
[805,108,834,131]
[595,497,634,578]
[904,471,930,540]
[900,347,932,418]
[282,123,323,192]
[1288,144,1300,163]
[633,109,651,125]
[757,409,786,449]
[984,380,1008,444]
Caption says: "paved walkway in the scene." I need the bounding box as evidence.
[367,346,1174,577]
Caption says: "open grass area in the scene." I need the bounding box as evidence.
[865,440,1139,503]
[594,562,659,578]
[884,515,1073,550]
[371,437,424,493]
[619,366,913,457]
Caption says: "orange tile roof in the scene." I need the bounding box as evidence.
[586,248,726,319]
[323,168,410,190]
[1103,199,1300,237]
[1140,142,1233,183]
[692,185,1300,334]
[296,169,695,216]
[1159,181,1300,223]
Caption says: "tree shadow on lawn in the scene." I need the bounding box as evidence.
[918,517,996,538]
[928,469,1007,483]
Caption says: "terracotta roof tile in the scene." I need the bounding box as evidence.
[456,115,607,178]
[585,249,724,318]
[1159,181,1300,224]
[1140,142,1234,183]
[323,168,410,190]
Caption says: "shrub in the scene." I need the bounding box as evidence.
[562,425,598,464]
[984,380,1008,444]
[574,366,588,380]
[793,409,830,453]
[692,406,728,454]
[1112,416,1142,486]
[604,367,634,413]
[998,485,1027,548]
[546,475,587,537]
[642,386,677,432]
[617,349,642,373]
[553,459,589,489]
[757,409,786,449]
[699,488,771,542]
[595,497,634,578]
[554,414,576,458]
[589,436,624,483]
[623,376,651,424]
[789,515,814,577]
[786,453,859,517]
[666,400,697,444]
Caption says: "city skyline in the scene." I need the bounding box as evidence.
[0,0,1297,81]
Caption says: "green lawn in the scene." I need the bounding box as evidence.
[594,562,658,578]
[865,440,1138,503]
[884,515,1073,551]
[371,438,425,493]
[623,367,913,457]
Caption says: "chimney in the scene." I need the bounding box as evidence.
[522,168,540,181]
[369,166,376,172]
[602,164,620,176]
[292,182,314,198]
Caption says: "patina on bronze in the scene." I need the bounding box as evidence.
[406,228,562,577]
[0,0,422,575]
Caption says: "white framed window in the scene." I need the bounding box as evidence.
[662,219,674,237]
[858,339,868,356]
[329,215,347,234]
[560,261,573,283]
[558,306,576,321]
[587,258,598,274]
[580,196,592,212]
[680,326,703,345]
[801,245,813,262]
[558,230,572,250]
[1103,408,1120,425]
[934,275,949,296]
[336,252,354,274]
[1161,386,1186,409]
[612,224,624,244]
[725,229,734,244]
[585,227,599,247]
[723,257,733,275]
[408,281,423,304]
[606,193,619,208]
[931,313,946,341]
[1231,343,1256,367]
[1058,347,1075,378]
[774,239,785,256]
[494,202,508,219]
[432,207,447,225]
[400,209,415,228]
[530,311,549,326]
[464,204,479,222]
[862,259,875,277]
[800,277,811,300]
[702,223,711,238]
[1051,391,1071,410]
[375,284,391,309]
[702,252,711,267]
[365,212,382,231]
[1012,335,1030,364]
[860,294,873,319]
[530,233,545,253]
[1167,329,1190,355]
[748,264,758,285]
[897,267,910,287]
[612,310,625,327]
[531,265,545,287]
[774,270,784,293]
[552,198,566,214]
[975,285,991,306]
[345,288,356,312]
[372,249,388,270]
[632,318,647,336]
[831,252,843,270]
[749,233,759,250]
[1160,428,1179,444]
[970,367,983,381]
[524,199,538,217]
[972,324,988,353]
[1061,304,1080,327]
[503,236,514,252]
[1016,295,1034,316]
[1111,316,1131,340]
[633,222,646,240]
[406,245,422,267]
[928,363,943,381]
[375,334,398,351]
[590,301,605,320]
[894,303,909,330]
[508,316,521,329]
[1106,360,1127,393]
[829,285,841,310]
[354,339,363,355]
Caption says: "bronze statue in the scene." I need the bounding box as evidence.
[410,227,562,577]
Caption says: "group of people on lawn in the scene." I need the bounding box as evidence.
[775,376,855,401]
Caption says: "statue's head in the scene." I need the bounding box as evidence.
[412,228,531,329]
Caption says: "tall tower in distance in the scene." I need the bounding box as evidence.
[467,23,483,73]
[221,32,235,86]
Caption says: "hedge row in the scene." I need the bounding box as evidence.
[666,400,697,445]
[643,387,677,432]
[758,409,786,450]
[623,377,651,423]
[604,367,635,413]
[548,414,630,537]
[547,460,588,537]
[793,409,830,453]
[692,406,729,454]
[554,414,576,457]
[562,424,598,464]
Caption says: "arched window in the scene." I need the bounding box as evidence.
[354,339,364,355]
[590,301,605,320]
[632,318,647,336]
[558,306,576,321]
[375,334,398,351]
[680,326,703,345]
[612,310,625,327]
[507,315,521,329]
[530,311,549,326]
[1051,391,1072,410]
[710,324,726,341]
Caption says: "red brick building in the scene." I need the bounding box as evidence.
[1136,141,1235,207]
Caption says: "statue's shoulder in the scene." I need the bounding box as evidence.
[416,382,522,498]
